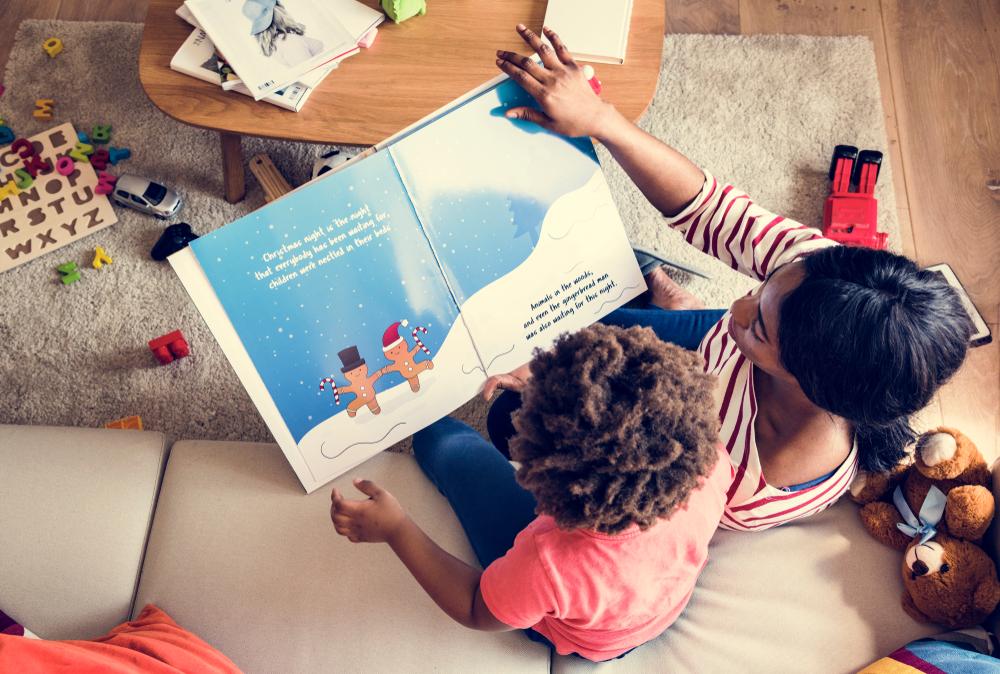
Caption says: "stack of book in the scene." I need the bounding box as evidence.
[171,0,384,112]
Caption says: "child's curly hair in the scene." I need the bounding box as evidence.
[509,324,720,535]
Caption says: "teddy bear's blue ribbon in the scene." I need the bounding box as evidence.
[894,485,947,545]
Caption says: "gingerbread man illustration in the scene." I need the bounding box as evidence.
[378,320,433,392]
[337,345,383,418]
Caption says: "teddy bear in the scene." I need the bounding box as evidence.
[850,426,1000,629]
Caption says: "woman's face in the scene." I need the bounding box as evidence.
[728,262,806,383]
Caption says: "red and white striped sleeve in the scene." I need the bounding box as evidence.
[663,171,836,280]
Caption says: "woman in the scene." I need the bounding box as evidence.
[484,25,973,531]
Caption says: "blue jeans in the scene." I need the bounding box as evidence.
[487,306,728,459]
[412,416,539,570]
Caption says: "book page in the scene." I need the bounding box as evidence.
[387,78,645,377]
[184,151,484,492]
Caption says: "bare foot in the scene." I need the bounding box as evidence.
[643,267,706,310]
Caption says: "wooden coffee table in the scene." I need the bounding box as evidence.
[139,0,664,204]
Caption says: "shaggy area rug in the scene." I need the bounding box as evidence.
[0,20,898,448]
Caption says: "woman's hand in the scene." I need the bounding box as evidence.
[495,25,616,139]
[483,361,533,401]
[331,478,410,544]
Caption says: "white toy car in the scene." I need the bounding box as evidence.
[112,174,183,219]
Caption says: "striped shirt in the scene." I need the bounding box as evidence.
[665,171,859,531]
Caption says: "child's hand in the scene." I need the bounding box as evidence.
[331,478,409,544]
[495,25,614,139]
[483,361,533,401]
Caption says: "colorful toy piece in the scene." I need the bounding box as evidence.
[33,99,53,120]
[57,261,80,285]
[0,126,13,145]
[92,124,111,143]
[105,415,143,430]
[149,329,190,365]
[69,141,94,163]
[822,145,887,250]
[151,222,199,261]
[90,150,110,171]
[582,65,602,97]
[0,179,19,200]
[21,153,52,178]
[95,171,117,195]
[55,156,75,176]
[13,169,33,190]
[380,0,426,24]
[108,147,131,165]
[358,27,377,48]
[92,246,113,269]
[43,38,63,58]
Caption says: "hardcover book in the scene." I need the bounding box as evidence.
[170,74,646,492]
[541,0,634,65]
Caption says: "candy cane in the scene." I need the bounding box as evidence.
[319,378,340,405]
[411,326,430,355]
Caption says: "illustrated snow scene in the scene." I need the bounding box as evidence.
[319,319,435,417]
[185,75,644,492]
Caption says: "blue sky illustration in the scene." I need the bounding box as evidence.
[388,78,601,305]
[191,151,459,443]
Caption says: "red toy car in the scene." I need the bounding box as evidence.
[822,145,887,250]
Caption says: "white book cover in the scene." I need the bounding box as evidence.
[542,0,634,65]
[326,0,384,41]
[185,0,355,100]
[170,27,332,112]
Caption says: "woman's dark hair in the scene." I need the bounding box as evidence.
[509,324,721,535]
[778,246,972,472]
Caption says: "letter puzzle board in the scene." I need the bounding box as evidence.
[0,123,117,274]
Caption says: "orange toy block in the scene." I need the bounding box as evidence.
[105,415,143,430]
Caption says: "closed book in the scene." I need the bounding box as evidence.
[542,0,634,65]
[170,27,327,112]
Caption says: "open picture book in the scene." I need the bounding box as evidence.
[170,74,646,493]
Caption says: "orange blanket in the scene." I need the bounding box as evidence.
[0,605,244,674]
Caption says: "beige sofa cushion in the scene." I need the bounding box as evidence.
[134,441,550,674]
[0,425,170,640]
[553,496,948,674]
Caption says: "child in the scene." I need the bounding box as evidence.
[330,324,733,661]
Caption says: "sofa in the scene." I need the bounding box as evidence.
[2,423,999,673]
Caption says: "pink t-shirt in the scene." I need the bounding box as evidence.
[480,446,734,661]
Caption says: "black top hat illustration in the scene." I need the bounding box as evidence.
[338,346,366,373]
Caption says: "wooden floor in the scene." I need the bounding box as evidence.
[1,0,996,461]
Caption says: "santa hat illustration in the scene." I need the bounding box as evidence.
[382,319,410,351]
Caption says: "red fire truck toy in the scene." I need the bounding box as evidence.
[823,145,887,250]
